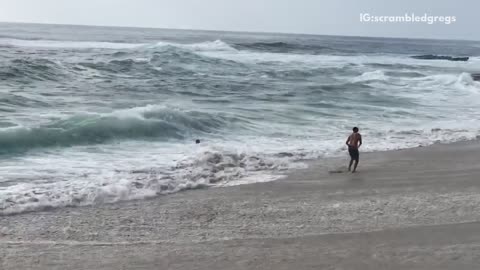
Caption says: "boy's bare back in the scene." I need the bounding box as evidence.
[347,133,362,149]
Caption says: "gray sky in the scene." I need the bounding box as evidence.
[0,0,478,40]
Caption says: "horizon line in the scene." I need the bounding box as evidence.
[0,20,478,42]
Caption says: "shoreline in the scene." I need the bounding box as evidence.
[2,140,480,269]
[0,138,461,217]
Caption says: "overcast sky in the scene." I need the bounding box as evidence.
[0,0,478,40]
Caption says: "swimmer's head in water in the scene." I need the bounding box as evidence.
[353,127,359,133]
[196,139,201,144]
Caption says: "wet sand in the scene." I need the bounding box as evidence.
[2,141,480,269]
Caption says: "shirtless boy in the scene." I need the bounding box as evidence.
[346,127,362,173]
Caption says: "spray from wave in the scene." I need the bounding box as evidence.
[351,70,388,83]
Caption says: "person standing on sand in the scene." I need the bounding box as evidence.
[346,127,362,173]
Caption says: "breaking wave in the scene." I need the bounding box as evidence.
[0,38,236,51]
[0,146,299,215]
[0,105,243,154]
[351,70,388,83]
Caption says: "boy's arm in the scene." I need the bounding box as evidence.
[345,135,350,146]
[358,134,363,148]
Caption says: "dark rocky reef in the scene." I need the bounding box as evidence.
[411,55,469,62]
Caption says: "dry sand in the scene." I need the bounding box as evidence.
[1,141,480,269]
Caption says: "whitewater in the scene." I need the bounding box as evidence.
[1,23,480,215]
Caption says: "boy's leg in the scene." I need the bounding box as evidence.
[348,159,354,171]
[352,150,360,173]
[353,159,359,172]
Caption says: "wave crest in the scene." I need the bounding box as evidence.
[351,70,388,83]
[0,38,236,52]
[0,105,237,154]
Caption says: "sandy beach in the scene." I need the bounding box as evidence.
[2,140,480,269]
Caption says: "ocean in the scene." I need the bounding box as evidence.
[1,23,480,215]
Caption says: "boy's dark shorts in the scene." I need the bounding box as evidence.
[348,146,359,160]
